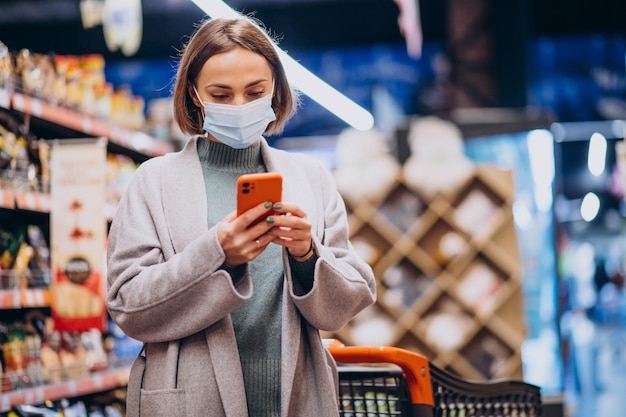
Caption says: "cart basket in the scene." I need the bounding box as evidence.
[327,340,542,417]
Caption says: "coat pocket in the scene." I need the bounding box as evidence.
[140,389,186,416]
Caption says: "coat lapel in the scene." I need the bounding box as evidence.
[162,137,249,415]
[161,137,209,254]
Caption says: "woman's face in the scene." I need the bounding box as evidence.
[195,47,274,106]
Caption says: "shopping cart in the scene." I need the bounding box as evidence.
[326,340,542,417]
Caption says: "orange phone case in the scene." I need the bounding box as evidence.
[237,172,283,226]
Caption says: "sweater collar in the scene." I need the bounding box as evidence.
[197,137,264,173]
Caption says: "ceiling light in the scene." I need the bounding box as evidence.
[587,132,607,177]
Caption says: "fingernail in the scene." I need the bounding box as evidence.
[264,201,272,209]
[273,203,282,210]
[266,217,275,224]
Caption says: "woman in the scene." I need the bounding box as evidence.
[106,16,376,417]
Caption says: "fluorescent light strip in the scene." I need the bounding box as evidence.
[190,0,374,131]
[587,132,607,177]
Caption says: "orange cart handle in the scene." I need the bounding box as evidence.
[327,340,435,407]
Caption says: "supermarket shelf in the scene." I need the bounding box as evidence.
[0,190,51,213]
[1,89,173,158]
[0,270,51,309]
[2,190,115,222]
[0,189,14,209]
[0,289,50,309]
[15,191,51,213]
[0,367,130,412]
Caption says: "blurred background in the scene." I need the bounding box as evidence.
[0,1,625,416]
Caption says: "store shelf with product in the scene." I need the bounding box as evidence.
[0,366,129,413]
[0,193,135,408]
[0,75,157,411]
[0,88,173,163]
[324,166,527,382]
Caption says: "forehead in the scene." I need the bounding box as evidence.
[198,48,273,87]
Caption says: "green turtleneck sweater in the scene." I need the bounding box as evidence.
[197,138,283,417]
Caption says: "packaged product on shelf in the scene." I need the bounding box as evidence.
[1,326,44,392]
[14,49,35,95]
[63,58,82,112]
[0,126,38,192]
[0,223,53,289]
[423,298,473,352]
[80,54,106,86]
[93,82,113,121]
[104,153,138,220]
[53,54,78,108]
[0,225,26,273]
[402,116,475,199]
[40,329,62,382]
[81,328,108,371]
[432,231,466,265]
[146,97,173,141]
[0,41,14,91]
[38,54,57,105]
[26,225,51,287]
[129,95,145,130]
[79,54,106,117]
[14,49,55,101]
[332,127,401,206]
[12,241,34,288]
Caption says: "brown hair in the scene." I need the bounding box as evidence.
[172,17,298,136]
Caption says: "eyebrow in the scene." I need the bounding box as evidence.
[205,79,269,89]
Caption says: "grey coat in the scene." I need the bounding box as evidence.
[106,136,377,417]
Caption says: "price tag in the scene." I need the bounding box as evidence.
[67,379,78,395]
[13,93,24,110]
[33,388,46,405]
[16,192,37,211]
[12,287,20,309]
[0,190,15,209]
[24,391,35,407]
[22,289,35,306]
[93,373,104,390]
[39,193,52,212]
[24,388,46,407]
[83,116,93,133]
[31,99,43,117]
[34,289,46,306]
[1,395,10,412]
[0,88,10,108]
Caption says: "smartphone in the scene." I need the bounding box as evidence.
[237,172,283,226]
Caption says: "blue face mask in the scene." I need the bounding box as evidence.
[194,88,277,149]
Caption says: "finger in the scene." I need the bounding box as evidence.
[272,202,306,218]
[265,212,307,231]
[265,217,311,244]
[270,235,312,256]
[236,201,274,228]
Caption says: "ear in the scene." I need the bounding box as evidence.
[188,84,202,108]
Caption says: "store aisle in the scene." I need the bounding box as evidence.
[564,321,626,417]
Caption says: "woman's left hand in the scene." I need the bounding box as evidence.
[264,202,313,257]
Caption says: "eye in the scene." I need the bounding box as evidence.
[211,94,230,101]
[248,90,265,98]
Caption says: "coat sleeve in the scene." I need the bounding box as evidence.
[285,157,376,332]
[105,158,252,343]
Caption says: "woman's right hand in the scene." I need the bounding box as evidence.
[217,201,276,266]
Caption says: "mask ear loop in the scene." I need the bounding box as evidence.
[192,86,206,119]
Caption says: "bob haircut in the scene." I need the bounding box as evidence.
[173,17,298,137]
